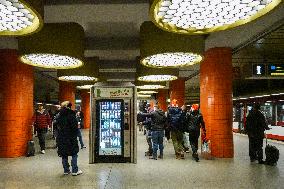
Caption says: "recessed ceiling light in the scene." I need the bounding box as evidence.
[20,53,83,69]
[58,76,98,82]
[136,85,166,89]
[76,85,94,89]
[141,52,202,68]
[138,75,177,82]
[0,0,41,35]
[138,90,158,94]
[151,0,281,34]
[137,94,151,98]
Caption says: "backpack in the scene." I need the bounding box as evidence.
[186,113,201,133]
[168,107,183,131]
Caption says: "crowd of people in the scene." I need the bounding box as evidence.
[138,103,206,162]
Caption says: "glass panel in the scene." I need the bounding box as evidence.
[99,101,122,155]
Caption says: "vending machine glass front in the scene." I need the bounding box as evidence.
[96,99,124,158]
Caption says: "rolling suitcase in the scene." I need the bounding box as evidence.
[265,135,279,165]
[27,140,35,157]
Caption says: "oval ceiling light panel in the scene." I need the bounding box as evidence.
[20,53,83,69]
[137,94,152,98]
[58,76,98,82]
[0,0,42,36]
[151,0,282,34]
[141,52,203,68]
[136,85,166,89]
[76,85,94,89]
[138,74,178,82]
[138,90,158,94]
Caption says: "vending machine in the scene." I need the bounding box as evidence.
[89,82,137,163]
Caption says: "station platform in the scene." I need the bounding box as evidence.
[0,130,284,189]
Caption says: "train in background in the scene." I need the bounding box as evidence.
[233,93,284,141]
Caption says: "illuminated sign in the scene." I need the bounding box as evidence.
[252,64,265,76]
[268,64,284,76]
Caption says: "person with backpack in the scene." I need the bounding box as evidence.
[245,103,270,164]
[141,105,166,160]
[168,105,184,159]
[185,104,206,162]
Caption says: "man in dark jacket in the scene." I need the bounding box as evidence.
[168,105,184,159]
[55,101,82,176]
[141,105,166,160]
[185,104,206,162]
[245,103,270,164]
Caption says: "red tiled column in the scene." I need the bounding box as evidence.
[157,89,168,111]
[170,78,185,107]
[0,49,34,158]
[59,81,75,110]
[80,90,90,129]
[200,47,234,158]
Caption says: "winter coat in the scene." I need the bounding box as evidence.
[167,107,183,131]
[142,109,166,131]
[185,110,205,134]
[246,110,270,139]
[55,107,79,157]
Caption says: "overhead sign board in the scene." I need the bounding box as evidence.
[268,64,284,76]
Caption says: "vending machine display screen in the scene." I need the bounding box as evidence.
[98,101,123,155]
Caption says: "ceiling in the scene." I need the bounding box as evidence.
[24,1,284,103]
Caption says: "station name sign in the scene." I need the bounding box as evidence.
[252,64,284,77]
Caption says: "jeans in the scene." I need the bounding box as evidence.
[151,130,164,158]
[146,130,153,154]
[77,129,85,148]
[37,128,47,151]
[62,154,78,173]
[249,137,263,161]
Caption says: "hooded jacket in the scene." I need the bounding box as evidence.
[55,107,79,157]
[142,109,166,131]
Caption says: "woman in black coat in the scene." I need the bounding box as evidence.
[55,101,82,176]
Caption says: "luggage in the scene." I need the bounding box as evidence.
[27,140,35,157]
[265,136,279,165]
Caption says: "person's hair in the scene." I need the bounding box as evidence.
[61,101,72,108]
[253,103,261,110]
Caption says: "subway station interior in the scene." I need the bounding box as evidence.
[1,0,284,188]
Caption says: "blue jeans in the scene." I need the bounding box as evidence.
[77,129,85,148]
[62,154,78,173]
[151,130,164,158]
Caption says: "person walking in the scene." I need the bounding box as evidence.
[185,104,206,162]
[55,101,82,176]
[245,103,270,164]
[76,111,86,149]
[32,104,51,154]
[141,105,166,160]
[167,105,184,159]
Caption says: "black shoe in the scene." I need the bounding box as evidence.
[149,157,157,160]
[81,146,87,149]
[258,160,265,164]
[250,158,256,163]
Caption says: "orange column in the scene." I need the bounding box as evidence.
[200,47,233,158]
[170,78,185,107]
[157,89,168,111]
[80,90,90,129]
[0,49,34,158]
[59,81,75,110]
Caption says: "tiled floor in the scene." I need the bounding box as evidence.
[0,130,284,189]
